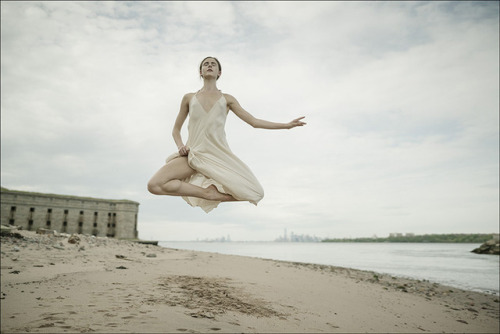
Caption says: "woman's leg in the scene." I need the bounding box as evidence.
[147,157,235,201]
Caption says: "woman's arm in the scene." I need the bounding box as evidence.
[172,93,192,155]
[225,94,306,130]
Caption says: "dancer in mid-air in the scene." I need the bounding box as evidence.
[147,56,306,212]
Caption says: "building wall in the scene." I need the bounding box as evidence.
[1,188,139,239]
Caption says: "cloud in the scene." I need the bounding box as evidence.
[1,1,498,240]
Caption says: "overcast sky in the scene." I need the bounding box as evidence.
[1,1,499,241]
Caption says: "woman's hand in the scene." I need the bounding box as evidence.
[286,116,306,129]
[178,145,190,156]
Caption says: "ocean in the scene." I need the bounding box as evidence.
[159,241,499,295]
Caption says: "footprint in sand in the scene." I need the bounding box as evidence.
[38,323,55,328]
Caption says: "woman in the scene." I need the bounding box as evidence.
[147,56,306,213]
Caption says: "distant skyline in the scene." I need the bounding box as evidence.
[1,1,499,241]
[185,231,497,243]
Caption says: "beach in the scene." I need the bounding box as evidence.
[1,229,499,333]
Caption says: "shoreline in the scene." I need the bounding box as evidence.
[2,230,499,333]
[158,240,499,296]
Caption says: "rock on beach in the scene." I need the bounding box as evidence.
[472,236,500,255]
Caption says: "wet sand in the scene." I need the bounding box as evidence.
[1,229,499,333]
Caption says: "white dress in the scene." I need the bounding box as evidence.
[165,92,264,213]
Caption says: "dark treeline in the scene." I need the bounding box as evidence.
[322,234,495,243]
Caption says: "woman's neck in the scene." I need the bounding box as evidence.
[200,78,219,92]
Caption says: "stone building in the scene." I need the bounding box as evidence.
[1,187,139,239]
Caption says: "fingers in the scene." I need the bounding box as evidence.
[178,145,190,156]
[292,116,306,127]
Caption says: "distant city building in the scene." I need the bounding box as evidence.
[197,235,231,242]
[1,187,139,239]
[275,230,321,242]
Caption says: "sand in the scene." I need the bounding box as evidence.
[1,229,499,333]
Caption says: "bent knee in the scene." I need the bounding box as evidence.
[147,178,167,195]
[147,180,160,195]
[147,179,181,195]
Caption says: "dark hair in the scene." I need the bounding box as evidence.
[199,56,221,80]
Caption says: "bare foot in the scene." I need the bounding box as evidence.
[205,185,236,202]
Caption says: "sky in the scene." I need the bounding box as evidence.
[1,1,499,241]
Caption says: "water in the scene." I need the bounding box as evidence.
[159,241,499,295]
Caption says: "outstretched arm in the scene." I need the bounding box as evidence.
[226,94,306,130]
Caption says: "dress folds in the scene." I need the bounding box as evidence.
[166,92,264,213]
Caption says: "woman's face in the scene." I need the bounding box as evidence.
[200,58,221,80]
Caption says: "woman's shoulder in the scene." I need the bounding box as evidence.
[222,92,237,103]
[181,92,196,102]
